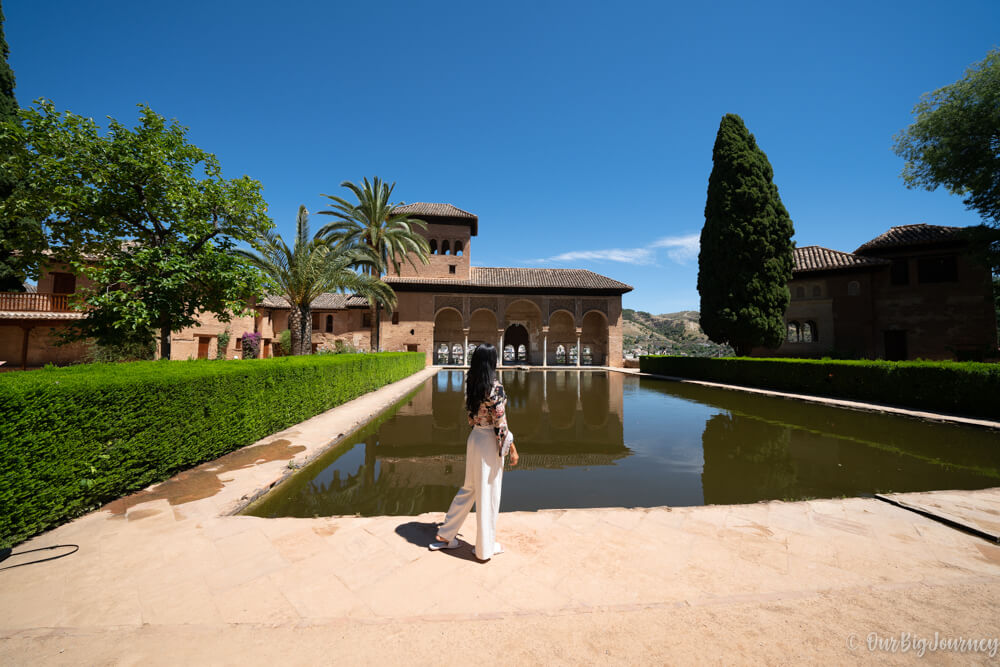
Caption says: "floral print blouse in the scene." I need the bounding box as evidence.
[468,379,510,450]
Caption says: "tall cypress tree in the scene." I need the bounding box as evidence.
[697,114,794,356]
[0,0,26,291]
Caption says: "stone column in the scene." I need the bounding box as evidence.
[542,327,549,368]
[463,328,470,366]
[575,329,582,368]
[498,329,505,365]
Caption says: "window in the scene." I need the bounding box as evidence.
[811,285,821,298]
[437,343,450,364]
[430,239,438,255]
[917,255,958,283]
[516,344,527,361]
[795,286,805,299]
[455,241,464,256]
[451,343,465,364]
[235,337,242,351]
[362,312,372,328]
[391,311,399,325]
[568,345,578,364]
[442,240,450,255]
[786,321,800,343]
[847,280,860,296]
[503,344,515,362]
[325,315,333,333]
[582,345,593,365]
[555,344,567,364]
[406,343,419,352]
[449,265,456,274]
[51,272,76,294]
[890,258,909,285]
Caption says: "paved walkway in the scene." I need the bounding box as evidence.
[2,370,1000,664]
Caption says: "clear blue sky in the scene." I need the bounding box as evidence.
[6,1,999,313]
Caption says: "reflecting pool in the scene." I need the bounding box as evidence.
[244,370,1000,517]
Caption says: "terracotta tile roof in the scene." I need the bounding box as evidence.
[385,266,633,293]
[854,224,964,254]
[393,202,477,220]
[393,202,479,235]
[793,246,889,273]
[260,293,370,309]
[0,311,87,320]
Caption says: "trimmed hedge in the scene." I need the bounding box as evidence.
[639,356,1000,421]
[0,352,425,547]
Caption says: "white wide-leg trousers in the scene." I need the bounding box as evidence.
[437,425,503,560]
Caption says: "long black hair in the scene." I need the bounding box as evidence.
[466,344,498,415]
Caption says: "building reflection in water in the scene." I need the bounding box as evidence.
[247,370,630,518]
[245,372,1000,518]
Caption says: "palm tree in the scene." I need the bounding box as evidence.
[318,177,431,351]
[236,205,394,356]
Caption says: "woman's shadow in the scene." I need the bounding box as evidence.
[394,521,484,563]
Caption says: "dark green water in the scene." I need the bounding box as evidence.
[244,370,1000,517]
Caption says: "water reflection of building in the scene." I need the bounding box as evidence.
[371,370,628,488]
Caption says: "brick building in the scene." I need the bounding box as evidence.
[770,224,997,360]
[0,202,634,368]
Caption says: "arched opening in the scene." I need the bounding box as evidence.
[441,240,451,255]
[469,308,498,350]
[325,314,333,333]
[451,343,465,365]
[502,324,529,365]
[548,310,575,365]
[433,308,464,365]
[429,239,438,255]
[455,240,464,256]
[786,321,801,343]
[503,299,542,365]
[802,321,816,343]
[581,311,608,366]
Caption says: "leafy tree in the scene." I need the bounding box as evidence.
[894,49,1000,226]
[0,2,39,291]
[235,205,395,356]
[698,114,795,356]
[318,177,430,351]
[0,100,270,358]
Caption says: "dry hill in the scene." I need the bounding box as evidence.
[622,309,732,357]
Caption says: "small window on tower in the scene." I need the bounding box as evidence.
[449,265,456,274]
[392,311,399,325]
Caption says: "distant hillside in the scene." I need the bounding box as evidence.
[622,309,732,357]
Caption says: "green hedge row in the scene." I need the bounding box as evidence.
[0,352,425,547]
[639,356,1000,421]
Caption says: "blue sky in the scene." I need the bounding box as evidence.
[6,1,999,313]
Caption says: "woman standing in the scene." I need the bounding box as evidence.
[430,344,519,560]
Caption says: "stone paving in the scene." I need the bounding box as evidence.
[2,369,1000,663]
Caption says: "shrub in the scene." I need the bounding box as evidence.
[241,331,262,359]
[0,352,425,547]
[273,329,292,357]
[639,355,1000,420]
[215,329,231,360]
[87,339,157,363]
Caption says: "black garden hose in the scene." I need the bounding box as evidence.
[0,544,80,571]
